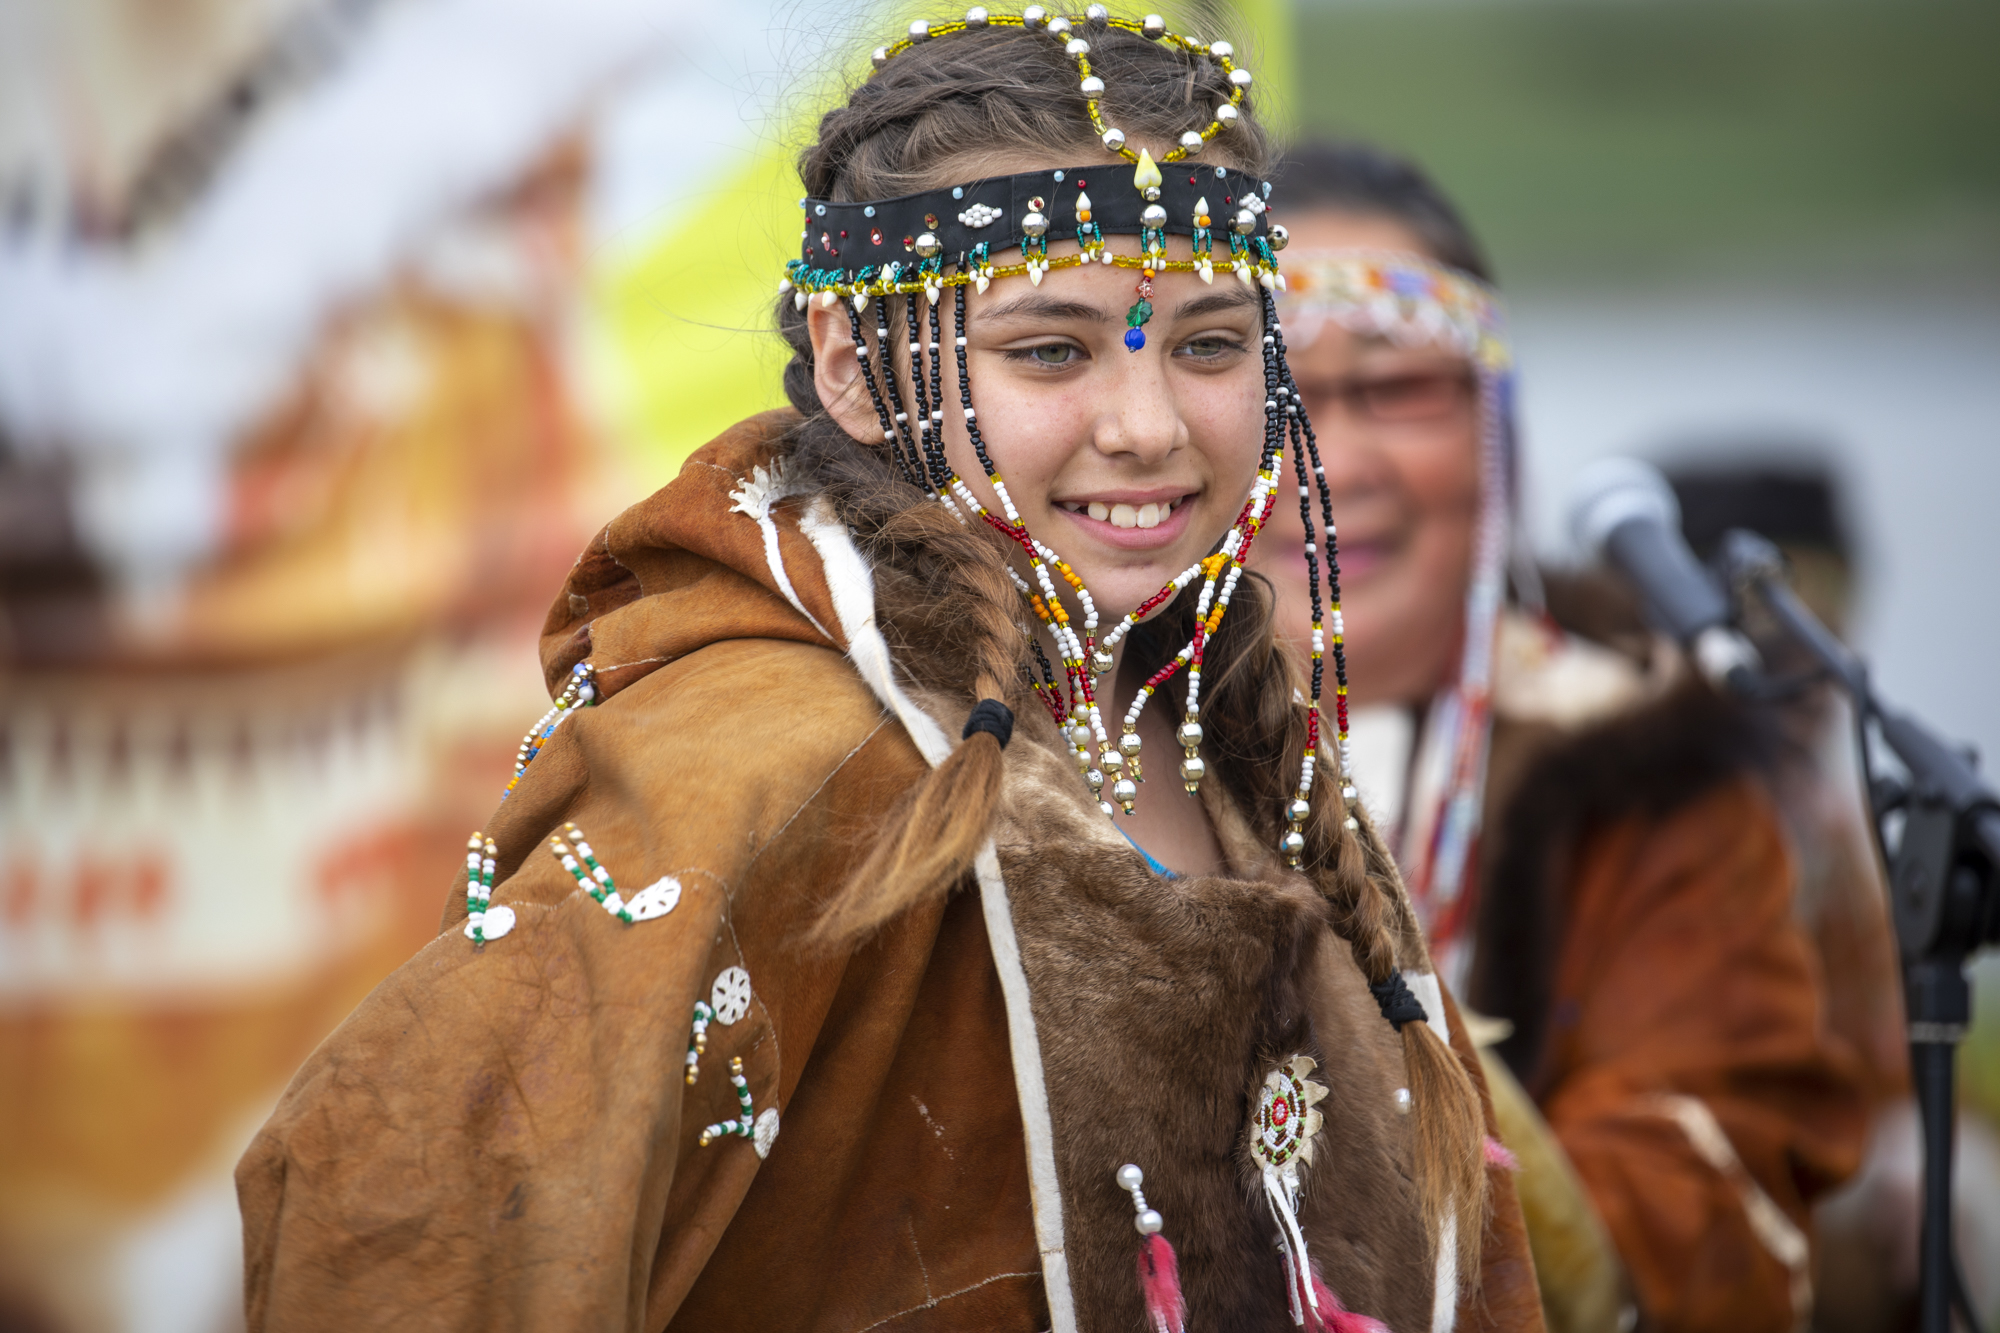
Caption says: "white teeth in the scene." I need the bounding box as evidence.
[1088,501,1110,522]
[1110,503,1138,529]
[1136,503,1161,528]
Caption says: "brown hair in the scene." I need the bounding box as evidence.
[780,19,1485,1276]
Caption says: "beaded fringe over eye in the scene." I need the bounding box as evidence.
[790,11,1355,866]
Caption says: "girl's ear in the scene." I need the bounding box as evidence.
[807,301,883,445]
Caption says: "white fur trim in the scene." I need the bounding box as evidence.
[729,462,831,641]
[1432,1211,1459,1333]
[1405,970,1451,1045]
[798,499,952,764]
[795,499,1076,1333]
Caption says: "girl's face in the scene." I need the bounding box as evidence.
[1249,210,1483,706]
[810,232,1269,623]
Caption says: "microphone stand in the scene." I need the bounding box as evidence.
[1717,530,2000,1333]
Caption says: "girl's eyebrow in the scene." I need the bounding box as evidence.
[1173,289,1261,321]
[976,294,1109,324]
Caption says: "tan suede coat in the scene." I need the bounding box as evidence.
[238,415,1544,1332]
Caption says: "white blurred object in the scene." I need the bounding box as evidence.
[1811,1098,2000,1331]
[0,0,773,607]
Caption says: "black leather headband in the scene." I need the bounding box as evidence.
[800,162,1274,270]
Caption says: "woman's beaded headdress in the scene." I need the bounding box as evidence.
[790,8,1356,866]
[1280,250,1515,973]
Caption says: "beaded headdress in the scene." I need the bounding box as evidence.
[1280,250,1514,975]
[784,7,1351,870]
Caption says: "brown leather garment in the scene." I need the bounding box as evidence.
[1471,638,1869,1332]
[238,416,1544,1332]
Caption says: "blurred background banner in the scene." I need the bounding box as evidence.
[0,0,1994,1331]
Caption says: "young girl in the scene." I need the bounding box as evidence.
[238,20,1539,1333]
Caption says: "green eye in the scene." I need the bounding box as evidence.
[1179,336,1236,358]
[1031,343,1074,364]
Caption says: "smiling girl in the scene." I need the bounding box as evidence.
[238,17,1540,1332]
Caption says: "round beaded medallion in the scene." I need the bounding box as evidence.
[1250,1054,1328,1172]
[710,967,754,1025]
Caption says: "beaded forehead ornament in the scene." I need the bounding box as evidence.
[789,9,1354,866]
[1280,250,1514,962]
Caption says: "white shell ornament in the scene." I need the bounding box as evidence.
[710,966,754,1025]
[465,904,515,940]
[753,1107,781,1159]
[625,876,682,921]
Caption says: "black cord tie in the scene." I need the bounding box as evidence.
[1370,971,1429,1033]
[962,698,1014,749]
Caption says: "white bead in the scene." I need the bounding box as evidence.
[1394,1087,1413,1115]
[1086,3,1109,21]
[1065,37,1088,55]
[965,6,989,24]
[1229,67,1252,87]
[1208,39,1234,57]
[1101,127,1125,150]
[1048,16,1071,34]
[1079,75,1104,96]
[1117,1163,1144,1190]
[908,18,930,39]
[1023,4,1046,24]
[871,46,889,68]
[1142,13,1165,37]
[1136,1208,1164,1235]
[1216,102,1239,124]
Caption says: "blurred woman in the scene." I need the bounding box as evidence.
[1252,141,1868,1333]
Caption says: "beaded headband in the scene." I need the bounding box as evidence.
[797,11,1354,869]
[785,8,1290,350]
[1279,250,1509,371]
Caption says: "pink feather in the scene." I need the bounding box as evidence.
[1308,1267,1393,1333]
[1137,1232,1186,1333]
[1484,1135,1521,1171]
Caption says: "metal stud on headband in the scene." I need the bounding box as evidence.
[796,12,1352,866]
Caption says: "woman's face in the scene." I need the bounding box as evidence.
[810,223,1269,625]
[1248,209,1483,706]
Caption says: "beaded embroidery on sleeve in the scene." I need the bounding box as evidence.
[788,10,1360,863]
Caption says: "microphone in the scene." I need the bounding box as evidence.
[1568,457,1761,691]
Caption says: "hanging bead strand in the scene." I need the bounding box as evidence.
[463,833,498,943]
[504,662,595,799]
[846,300,924,489]
[549,823,633,923]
